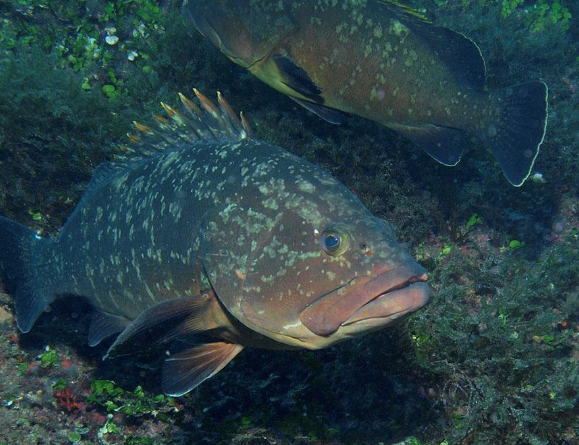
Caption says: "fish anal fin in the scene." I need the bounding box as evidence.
[85,163,130,194]
[289,96,345,125]
[88,310,130,347]
[272,54,323,102]
[389,123,468,166]
[106,293,221,358]
[162,342,244,396]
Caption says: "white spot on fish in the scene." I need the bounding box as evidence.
[298,181,316,193]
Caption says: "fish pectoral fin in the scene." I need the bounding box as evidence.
[389,123,469,166]
[105,293,219,358]
[162,342,244,396]
[88,310,130,347]
[289,96,345,125]
[272,54,323,102]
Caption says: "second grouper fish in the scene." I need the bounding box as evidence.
[184,0,548,186]
[0,91,429,396]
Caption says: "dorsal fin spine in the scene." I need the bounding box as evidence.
[114,90,249,168]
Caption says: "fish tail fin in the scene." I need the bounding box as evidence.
[482,81,548,186]
[0,216,55,332]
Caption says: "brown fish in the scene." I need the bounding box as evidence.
[0,91,429,396]
[183,0,549,186]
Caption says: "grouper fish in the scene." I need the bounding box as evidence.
[0,91,429,396]
[183,0,549,186]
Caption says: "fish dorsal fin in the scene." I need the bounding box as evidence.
[162,342,244,396]
[374,0,486,89]
[85,162,132,194]
[374,0,430,22]
[80,90,252,191]
[112,90,252,168]
[105,293,222,358]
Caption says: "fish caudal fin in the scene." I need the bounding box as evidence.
[484,81,549,186]
[0,216,54,332]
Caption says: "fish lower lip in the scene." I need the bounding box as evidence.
[342,282,430,326]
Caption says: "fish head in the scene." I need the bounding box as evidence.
[242,212,430,349]
[183,0,296,69]
[199,151,430,350]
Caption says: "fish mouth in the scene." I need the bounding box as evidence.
[341,281,430,327]
[300,264,430,336]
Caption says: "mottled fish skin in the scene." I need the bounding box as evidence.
[49,137,425,347]
[184,0,549,186]
[0,92,429,394]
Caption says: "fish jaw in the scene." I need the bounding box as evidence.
[299,263,429,338]
[341,281,430,329]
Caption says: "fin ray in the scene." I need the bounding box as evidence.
[272,54,323,102]
[115,91,250,169]
[162,342,244,396]
[88,310,130,347]
[482,81,549,186]
[106,294,216,358]
[389,123,468,166]
[289,96,345,124]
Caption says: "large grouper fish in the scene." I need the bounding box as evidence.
[0,91,429,396]
[183,0,549,186]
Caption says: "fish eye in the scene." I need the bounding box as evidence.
[320,226,351,256]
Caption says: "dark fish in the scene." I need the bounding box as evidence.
[183,0,549,186]
[0,91,429,396]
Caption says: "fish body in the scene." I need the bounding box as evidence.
[0,92,429,395]
[184,0,549,186]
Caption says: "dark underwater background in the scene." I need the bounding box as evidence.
[0,0,578,444]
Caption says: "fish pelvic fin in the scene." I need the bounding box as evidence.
[482,81,549,186]
[0,216,54,332]
[162,342,244,396]
[289,96,346,125]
